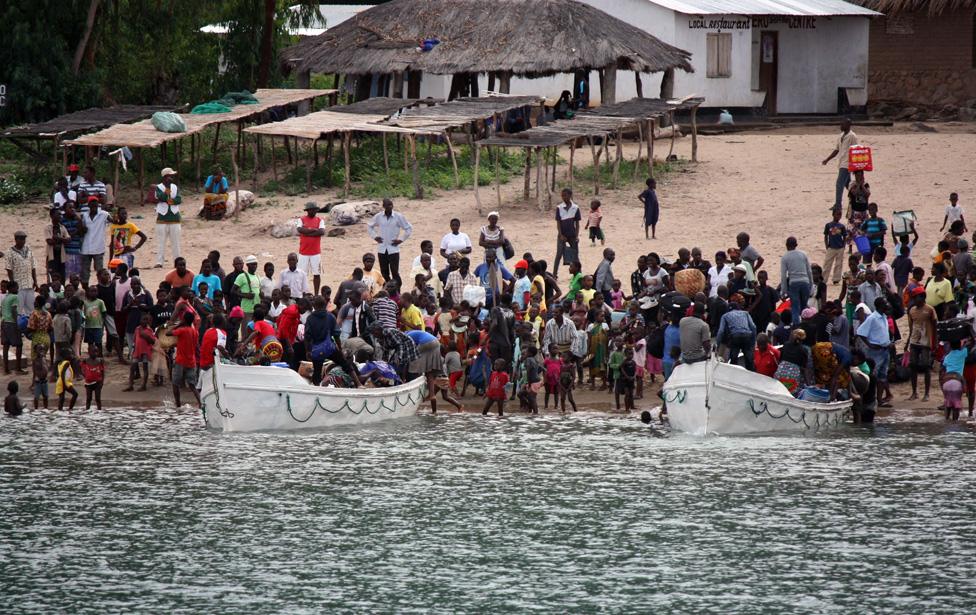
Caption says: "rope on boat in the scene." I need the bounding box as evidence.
[284,388,425,423]
[746,399,845,430]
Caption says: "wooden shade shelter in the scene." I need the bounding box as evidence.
[61,89,335,198]
[475,96,704,213]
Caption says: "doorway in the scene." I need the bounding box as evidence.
[758,31,778,114]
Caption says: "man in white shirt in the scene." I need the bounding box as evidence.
[79,197,110,286]
[553,188,581,278]
[367,198,413,284]
[439,218,473,259]
[278,252,309,298]
[822,118,858,211]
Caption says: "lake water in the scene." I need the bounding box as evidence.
[1,408,974,613]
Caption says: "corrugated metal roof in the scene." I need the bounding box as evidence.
[644,0,881,15]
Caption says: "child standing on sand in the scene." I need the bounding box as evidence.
[32,343,49,409]
[941,192,966,234]
[55,348,78,410]
[483,358,510,416]
[639,178,660,239]
[584,200,605,246]
[558,351,578,413]
[81,346,105,411]
[543,344,562,409]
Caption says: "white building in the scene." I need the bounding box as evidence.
[417,0,879,115]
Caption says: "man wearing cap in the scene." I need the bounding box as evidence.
[512,259,533,310]
[6,231,37,317]
[79,196,110,286]
[154,168,182,268]
[367,198,412,284]
[553,188,581,278]
[65,164,82,192]
[235,255,261,327]
[297,202,326,294]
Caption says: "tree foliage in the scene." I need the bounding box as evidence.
[0,0,323,126]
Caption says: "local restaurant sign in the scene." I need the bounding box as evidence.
[687,16,817,30]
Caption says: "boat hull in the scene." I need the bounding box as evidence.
[200,360,426,432]
[662,359,851,436]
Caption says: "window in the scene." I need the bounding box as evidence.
[706,33,733,78]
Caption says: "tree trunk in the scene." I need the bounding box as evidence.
[256,0,277,88]
[72,0,102,75]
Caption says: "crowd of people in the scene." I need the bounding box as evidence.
[2,121,974,423]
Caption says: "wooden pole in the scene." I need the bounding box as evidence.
[113,152,120,210]
[326,136,334,186]
[523,148,532,200]
[231,147,241,219]
[285,136,293,165]
[647,119,655,178]
[550,146,557,192]
[668,111,677,160]
[424,138,432,170]
[444,132,459,188]
[343,132,352,198]
[535,146,543,211]
[403,135,410,173]
[305,139,313,194]
[194,134,202,186]
[252,135,260,190]
[138,148,145,200]
[410,135,423,199]
[473,143,482,215]
[236,121,243,168]
[493,147,502,210]
[271,137,278,182]
[314,137,320,168]
[634,121,644,182]
[602,135,611,176]
[588,135,600,196]
[635,72,644,98]
[61,140,67,171]
[568,141,575,190]
[691,106,699,163]
[382,133,390,177]
[211,123,222,164]
[612,130,622,189]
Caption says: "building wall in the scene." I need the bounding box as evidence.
[414,1,871,114]
[866,9,976,106]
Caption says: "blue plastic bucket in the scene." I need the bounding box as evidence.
[270,362,290,369]
[854,235,872,256]
[798,386,831,403]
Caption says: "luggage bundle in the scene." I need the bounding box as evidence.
[936,317,973,343]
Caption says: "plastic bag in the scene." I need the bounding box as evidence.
[151,112,187,133]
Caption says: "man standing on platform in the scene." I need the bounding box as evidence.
[154,168,182,269]
[367,198,412,285]
[297,201,326,294]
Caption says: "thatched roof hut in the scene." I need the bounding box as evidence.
[284,0,692,102]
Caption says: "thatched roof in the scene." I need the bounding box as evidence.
[284,0,693,78]
[849,0,976,14]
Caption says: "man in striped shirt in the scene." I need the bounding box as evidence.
[542,303,577,357]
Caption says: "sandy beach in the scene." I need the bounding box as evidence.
[4,121,976,414]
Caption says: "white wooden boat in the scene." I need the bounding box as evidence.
[662,357,851,436]
[200,358,426,432]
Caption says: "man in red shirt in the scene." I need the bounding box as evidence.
[753,333,781,379]
[198,314,229,391]
[297,202,326,295]
[169,310,200,407]
[276,297,309,366]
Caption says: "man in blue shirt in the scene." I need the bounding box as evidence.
[716,294,758,371]
[862,202,887,253]
[473,251,513,308]
[856,297,891,406]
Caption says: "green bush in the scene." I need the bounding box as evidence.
[0,176,29,205]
